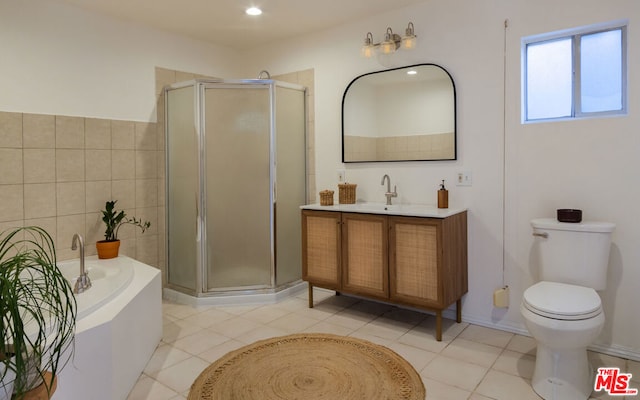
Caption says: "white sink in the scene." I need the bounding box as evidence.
[340,203,399,212]
[302,202,466,219]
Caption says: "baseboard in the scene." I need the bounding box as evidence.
[163,280,307,307]
[589,342,640,362]
[460,313,640,362]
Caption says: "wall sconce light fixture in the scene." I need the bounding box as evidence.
[402,22,417,49]
[361,32,375,58]
[361,22,417,58]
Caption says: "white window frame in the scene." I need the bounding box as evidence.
[521,20,628,123]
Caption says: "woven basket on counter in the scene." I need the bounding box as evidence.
[319,190,334,206]
[338,183,357,204]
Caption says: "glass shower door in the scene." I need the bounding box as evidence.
[275,85,306,286]
[166,85,199,292]
[203,84,273,290]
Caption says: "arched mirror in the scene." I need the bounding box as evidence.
[342,64,456,162]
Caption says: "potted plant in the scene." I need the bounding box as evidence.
[96,200,151,259]
[0,226,76,400]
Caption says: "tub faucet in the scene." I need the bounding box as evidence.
[381,174,397,205]
[71,233,91,294]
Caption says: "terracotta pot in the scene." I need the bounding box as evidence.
[96,240,120,259]
[22,372,56,400]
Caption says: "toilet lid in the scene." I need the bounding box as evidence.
[523,281,602,320]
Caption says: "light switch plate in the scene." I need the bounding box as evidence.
[457,171,472,186]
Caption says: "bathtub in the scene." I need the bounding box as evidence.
[58,257,134,320]
[52,255,162,400]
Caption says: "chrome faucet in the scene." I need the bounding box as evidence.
[71,233,91,294]
[381,174,398,205]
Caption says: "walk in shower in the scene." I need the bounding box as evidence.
[165,78,306,297]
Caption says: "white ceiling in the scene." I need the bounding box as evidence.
[56,0,426,50]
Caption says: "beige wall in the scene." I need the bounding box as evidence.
[271,70,316,203]
[0,112,161,265]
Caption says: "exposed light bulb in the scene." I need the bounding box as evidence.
[402,36,417,50]
[361,45,375,58]
[380,27,398,54]
[361,32,375,58]
[401,22,417,50]
[380,40,396,54]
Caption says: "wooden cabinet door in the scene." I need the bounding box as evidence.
[301,210,342,290]
[389,216,442,307]
[341,213,389,299]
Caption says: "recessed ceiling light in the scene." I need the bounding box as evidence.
[246,7,262,16]
[407,70,417,75]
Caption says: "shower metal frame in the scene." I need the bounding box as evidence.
[164,77,307,297]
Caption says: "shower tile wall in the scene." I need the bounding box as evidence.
[0,111,161,266]
[154,67,316,285]
[271,69,316,204]
[0,67,314,274]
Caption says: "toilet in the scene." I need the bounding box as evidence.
[521,218,615,400]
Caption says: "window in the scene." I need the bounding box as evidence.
[523,22,627,122]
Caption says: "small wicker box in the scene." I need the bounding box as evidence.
[338,183,357,204]
[319,190,334,206]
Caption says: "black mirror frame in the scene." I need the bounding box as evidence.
[341,63,457,163]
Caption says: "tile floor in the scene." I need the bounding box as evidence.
[127,288,639,400]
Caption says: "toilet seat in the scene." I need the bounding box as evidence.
[523,281,602,320]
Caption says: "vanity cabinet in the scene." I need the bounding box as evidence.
[301,208,467,341]
[341,213,389,299]
[301,210,342,290]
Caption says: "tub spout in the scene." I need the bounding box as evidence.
[71,233,91,293]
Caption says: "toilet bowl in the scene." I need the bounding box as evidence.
[521,281,604,399]
[523,218,614,399]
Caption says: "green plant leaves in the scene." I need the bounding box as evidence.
[101,200,151,241]
[0,226,76,398]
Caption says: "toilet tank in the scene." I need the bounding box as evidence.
[531,218,615,290]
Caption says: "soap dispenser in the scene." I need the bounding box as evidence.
[437,180,448,209]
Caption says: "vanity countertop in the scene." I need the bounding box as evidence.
[301,203,467,219]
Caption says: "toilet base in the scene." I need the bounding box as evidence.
[532,342,593,400]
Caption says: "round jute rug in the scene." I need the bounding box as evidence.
[188,333,426,400]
